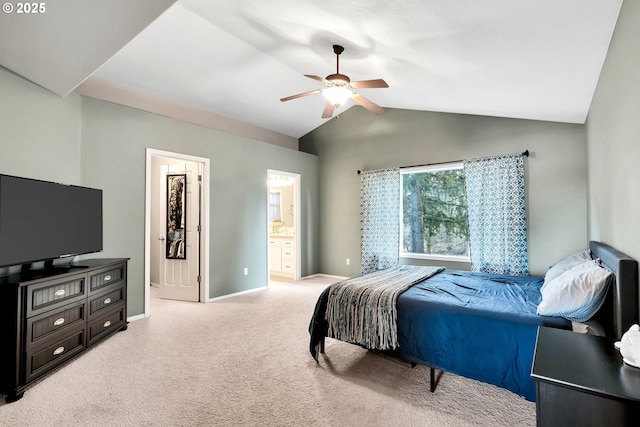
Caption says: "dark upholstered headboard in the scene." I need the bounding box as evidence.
[589,241,639,340]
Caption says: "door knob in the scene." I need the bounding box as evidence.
[159,236,165,241]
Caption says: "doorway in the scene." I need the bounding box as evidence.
[267,170,301,282]
[144,149,210,315]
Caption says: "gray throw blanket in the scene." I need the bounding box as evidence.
[325,265,444,350]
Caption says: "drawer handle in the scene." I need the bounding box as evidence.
[103,297,112,305]
[53,346,65,356]
[54,289,66,297]
[53,318,65,326]
[104,275,112,282]
[103,320,112,328]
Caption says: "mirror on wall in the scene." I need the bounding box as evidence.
[166,174,186,259]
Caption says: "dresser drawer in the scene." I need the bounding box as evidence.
[89,264,126,293]
[88,305,125,347]
[26,301,86,349]
[88,285,125,319]
[26,274,86,317]
[25,327,85,383]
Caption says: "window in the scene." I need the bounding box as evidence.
[268,190,282,221]
[400,163,469,261]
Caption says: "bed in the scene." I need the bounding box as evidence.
[309,241,639,401]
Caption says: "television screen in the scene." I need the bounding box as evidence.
[0,174,103,268]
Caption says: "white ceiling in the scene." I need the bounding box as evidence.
[0,0,623,139]
[0,0,176,96]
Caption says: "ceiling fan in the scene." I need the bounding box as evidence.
[280,44,389,119]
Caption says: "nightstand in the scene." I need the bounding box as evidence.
[531,326,640,426]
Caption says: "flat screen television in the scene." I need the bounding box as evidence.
[0,174,103,270]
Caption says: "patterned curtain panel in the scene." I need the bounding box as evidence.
[360,168,401,274]
[464,153,529,275]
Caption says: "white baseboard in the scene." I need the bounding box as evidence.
[301,273,348,280]
[206,286,268,302]
[127,313,146,322]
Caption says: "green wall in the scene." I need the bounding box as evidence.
[0,66,320,316]
[586,0,640,264]
[0,67,82,183]
[300,107,587,277]
[0,67,83,277]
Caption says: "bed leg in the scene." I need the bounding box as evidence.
[320,336,325,354]
[430,367,436,392]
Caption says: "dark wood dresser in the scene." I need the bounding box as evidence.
[532,326,640,426]
[0,258,128,402]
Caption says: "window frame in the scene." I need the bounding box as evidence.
[399,162,470,262]
[268,189,282,222]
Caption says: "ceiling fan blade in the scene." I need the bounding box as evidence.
[305,75,331,85]
[350,79,389,89]
[321,100,335,119]
[351,93,384,114]
[280,89,321,102]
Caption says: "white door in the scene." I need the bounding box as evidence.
[159,163,201,301]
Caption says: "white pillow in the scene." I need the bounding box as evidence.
[537,259,612,322]
[541,250,592,292]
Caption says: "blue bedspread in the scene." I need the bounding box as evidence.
[396,270,570,401]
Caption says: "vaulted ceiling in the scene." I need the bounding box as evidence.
[0,0,623,139]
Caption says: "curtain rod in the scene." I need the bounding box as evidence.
[357,150,529,175]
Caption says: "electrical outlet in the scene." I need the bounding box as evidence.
[346,258,350,265]
[243,267,248,276]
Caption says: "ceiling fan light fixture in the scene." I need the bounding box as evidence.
[280,44,387,117]
[322,86,352,107]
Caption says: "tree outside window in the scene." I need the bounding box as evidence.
[401,163,469,260]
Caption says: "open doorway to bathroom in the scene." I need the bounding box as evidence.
[267,170,301,282]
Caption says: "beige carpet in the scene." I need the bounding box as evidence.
[0,276,535,426]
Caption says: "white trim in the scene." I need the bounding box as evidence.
[144,148,211,317]
[401,253,470,262]
[399,161,469,261]
[401,161,464,174]
[207,286,267,302]
[127,313,146,322]
[302,273,349,280]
